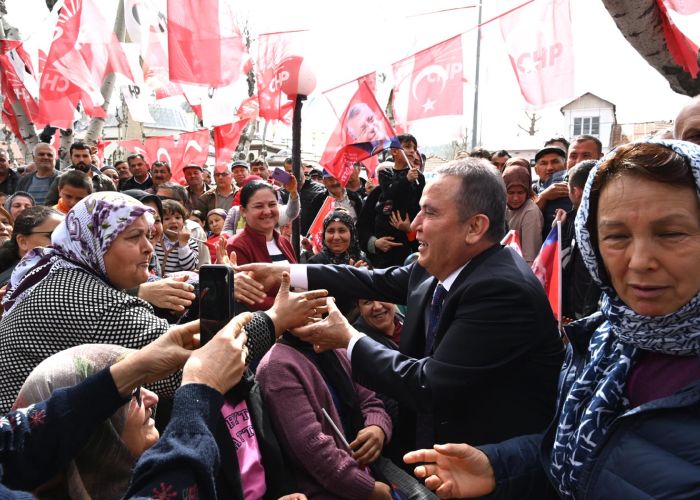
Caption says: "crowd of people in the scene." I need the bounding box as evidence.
[0,94,698,499]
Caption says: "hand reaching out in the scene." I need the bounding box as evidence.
[403,443,496,498]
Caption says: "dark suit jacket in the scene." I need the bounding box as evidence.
[307,245,564,455]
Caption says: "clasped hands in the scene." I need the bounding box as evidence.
[234,261,360,351]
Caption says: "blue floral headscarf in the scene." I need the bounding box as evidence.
[3,192,154,314]
[550,139,700,498]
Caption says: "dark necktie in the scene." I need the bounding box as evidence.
[424,283,447,356]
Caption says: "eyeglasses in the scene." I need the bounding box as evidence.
[214,172,231,177]
[131,385,142,407]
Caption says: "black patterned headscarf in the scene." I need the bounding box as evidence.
[319,209,363,265]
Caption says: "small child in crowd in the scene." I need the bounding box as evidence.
[154,199,199,274]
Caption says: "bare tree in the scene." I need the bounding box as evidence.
[518,111,540,136]
[601,0,700,96]
[83,0,126,145]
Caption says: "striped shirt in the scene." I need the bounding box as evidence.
[154,238,199,275]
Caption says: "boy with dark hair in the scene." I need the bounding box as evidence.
[360,134,424,268]
[53,170,93,214]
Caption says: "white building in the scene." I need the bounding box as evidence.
[560,92,617,150]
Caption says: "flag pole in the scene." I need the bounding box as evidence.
[470,0,483,150]
[556,219,563,333]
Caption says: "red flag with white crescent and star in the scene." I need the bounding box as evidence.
[500,0,574,108]
[392,34,465,129]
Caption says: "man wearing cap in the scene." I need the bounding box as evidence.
[183,163,210,213]
[310,170,363,221]
[533,146,569,238]
[231,160,249,188]
[200,164,237,213]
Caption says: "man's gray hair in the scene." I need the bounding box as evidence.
[32,143,55,156]
[436,158,507,242]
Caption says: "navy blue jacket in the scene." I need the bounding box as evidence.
[481,314,700,499]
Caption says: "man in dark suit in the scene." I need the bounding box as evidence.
[235,159,564,457]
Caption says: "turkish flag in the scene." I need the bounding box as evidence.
[658,0,700,77]
[120,138,148,162]
[393,35,465,123]
[144,135,177,175]
[177,129,210,169]
[214,120,250,169]
[167,0,248,87]
[256,32,308,124]
[500,0,574,108]
[320,81,397,185]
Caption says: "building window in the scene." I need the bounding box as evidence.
[573,116,600,136]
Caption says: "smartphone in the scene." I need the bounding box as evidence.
[271,167,293,185]
[199,265,235,345]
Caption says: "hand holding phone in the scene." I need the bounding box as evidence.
[271,167,293,185]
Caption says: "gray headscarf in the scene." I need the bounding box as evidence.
[14,344,137,500]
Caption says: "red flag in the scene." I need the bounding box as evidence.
[214,120,249,169]
[236,96,260,121]
[2,99,22,141]
[657,0,700,77]
[500,229,524,258]
[119,138,147,160]
[531,223,561,323]
[392,35,465,126]
[306,196,335,254]
[500,0,574,108]
[319,81,396,184]
[143,135,178,177]
[0,40,39,124]
[256,32,307,124]
[37,0,134,127]
[167,0,248,86]
[177,129,210,170]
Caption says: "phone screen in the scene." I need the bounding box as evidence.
[199,265,234,345]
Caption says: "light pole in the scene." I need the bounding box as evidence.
[281,59,316,259]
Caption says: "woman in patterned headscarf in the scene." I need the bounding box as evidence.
[405,140,700,499]
[308,209,367,266]
[0,192,181,413]
[14,344,158,500]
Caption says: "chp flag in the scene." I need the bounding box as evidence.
[499,0,574,108]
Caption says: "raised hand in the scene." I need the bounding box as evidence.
[266,272,328,336]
